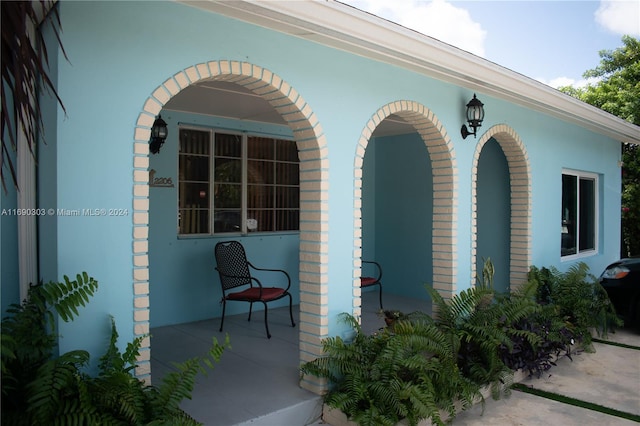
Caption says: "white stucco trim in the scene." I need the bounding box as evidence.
[181,0,640,146]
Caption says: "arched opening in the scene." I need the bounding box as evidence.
[354,101,458,327]
[477,138,511,292]
[130,62,329,411]
[472,125,531,291]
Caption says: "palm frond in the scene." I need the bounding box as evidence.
[1,0,67,191]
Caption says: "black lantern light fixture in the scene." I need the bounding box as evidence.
[149,114,168,154]
[461,94,485,139]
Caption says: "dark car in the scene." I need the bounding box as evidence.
[599,258,640,329]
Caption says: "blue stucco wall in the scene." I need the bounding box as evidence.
[477,138,510,292]
[367,133,433,303]
[30,0,622,360]
[148,110,300,327]
[525,118,621,269]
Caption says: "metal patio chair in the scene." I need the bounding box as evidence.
[214,240,295,339]
[361,260,383,309]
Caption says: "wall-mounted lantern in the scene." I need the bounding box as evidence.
[461,94,485,139]
[149,115,168,154]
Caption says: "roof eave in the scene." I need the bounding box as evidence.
[179,0,640,145]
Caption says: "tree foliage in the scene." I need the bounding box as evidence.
[559,36,640,256]
[621,143,640,256]
[579,36,640,126]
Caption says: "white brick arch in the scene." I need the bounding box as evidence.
[353,100,458,309]
[131,61,328,392]
[471,124,531,289]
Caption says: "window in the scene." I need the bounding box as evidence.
[561,170,597,257]
[178,128,299,235]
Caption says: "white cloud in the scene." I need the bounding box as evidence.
[343,0,487,56]
[536,76,600,89]
[595,0,640,36]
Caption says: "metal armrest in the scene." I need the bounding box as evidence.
[362,260,382,281]
[247,262,292,291]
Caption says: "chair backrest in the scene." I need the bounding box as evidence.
[215,241,252,291]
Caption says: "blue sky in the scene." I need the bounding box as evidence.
[340,0,640,88]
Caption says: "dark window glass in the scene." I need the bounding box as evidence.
[178,129,299,235]
[561,172,596,257]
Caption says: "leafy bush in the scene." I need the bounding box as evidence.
[425,280,539,399]
[302,260,622,425]
[1,274,229,425]
[498,303,574,378]
[527,262,621,351]
[301,313,481,426]
[1,273,99,413]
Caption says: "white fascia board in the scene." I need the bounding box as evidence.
[179,0,640,145]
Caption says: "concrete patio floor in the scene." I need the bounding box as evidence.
[150,290,429,425]
[151,290,640,426]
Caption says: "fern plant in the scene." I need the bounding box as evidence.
[425,282,540,399]
[1,273,230,425]
[499,301,574,378]
[1,272,98,417]
[24,316,230,425]
[301,312,481,426]
[303,260,623,425]
[527,262,621,351]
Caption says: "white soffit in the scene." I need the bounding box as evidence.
[179,0,639,145]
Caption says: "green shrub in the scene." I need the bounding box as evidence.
[425,280,540,399]
[302,259,622,425]
[301,312,481,426]
[1,274,229,425]
[498,301,574,378]
[1,273,98,413]
[527,262,621,351]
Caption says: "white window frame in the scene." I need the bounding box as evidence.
[561,169,599,260]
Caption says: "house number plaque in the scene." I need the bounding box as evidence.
[149,169,174,188]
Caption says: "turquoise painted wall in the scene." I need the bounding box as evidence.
[369,133,433,303]
[30,0,623,361]
[477,138,510,292]
[522,117,621,270]
[148,110,299,327]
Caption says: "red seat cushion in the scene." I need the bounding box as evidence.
[227,287,286,301]
[361,277,379,287]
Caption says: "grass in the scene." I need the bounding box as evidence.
[592,337,640,351]
[512,383,640,422]
[508,334,640,423]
